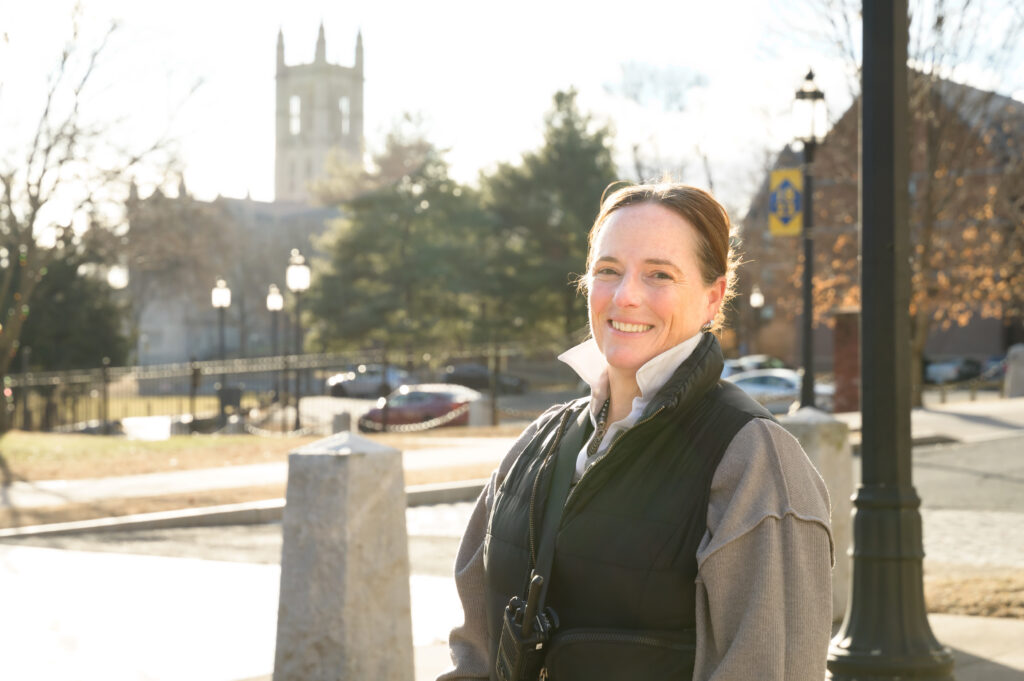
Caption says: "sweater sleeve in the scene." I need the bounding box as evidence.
[436,410,557,681]
[692,418,835,681]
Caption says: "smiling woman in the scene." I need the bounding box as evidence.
[438,181,834,681]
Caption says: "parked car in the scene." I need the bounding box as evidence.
[443,362,528,394]
[924,357,982,384]
[721,355,786,379]
[325,364,412,398]
[721,359,744,379]
[982,355,1007,381]
[726,368,835,414]
[358,384,476,431]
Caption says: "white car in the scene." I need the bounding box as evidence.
[325,364,412,398]
[725,368,835,414]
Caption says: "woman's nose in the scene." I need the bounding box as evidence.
[612,273,643,307]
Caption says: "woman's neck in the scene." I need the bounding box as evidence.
[606,369,641,423]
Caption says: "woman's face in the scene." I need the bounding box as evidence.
[587,202,725,379]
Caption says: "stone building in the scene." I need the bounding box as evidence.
[275,23,364,203]
[735,76,1024,384]
[126,25,362,365]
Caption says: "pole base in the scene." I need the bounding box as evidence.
[827,484,955,680]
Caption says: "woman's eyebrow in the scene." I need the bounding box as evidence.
[592,256,681,270]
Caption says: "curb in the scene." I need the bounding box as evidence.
[0,479,488,539]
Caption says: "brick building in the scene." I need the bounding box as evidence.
[735,76,1024,390]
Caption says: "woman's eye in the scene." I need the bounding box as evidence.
[649,271,674,281]
[594,267,619,277]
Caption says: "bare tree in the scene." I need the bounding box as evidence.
[0,10,178,426]
[802,0,1024,404]
[604,61,708,183]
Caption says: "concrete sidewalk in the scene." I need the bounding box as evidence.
[1,517,1021,681]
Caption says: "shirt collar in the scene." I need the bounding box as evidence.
[558,332,704,402]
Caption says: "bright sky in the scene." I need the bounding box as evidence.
[2,0,1022,214]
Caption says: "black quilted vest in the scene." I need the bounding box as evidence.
[483,334,773,680]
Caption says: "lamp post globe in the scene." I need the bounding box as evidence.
[286,250,311,431]
[793,69,826,409]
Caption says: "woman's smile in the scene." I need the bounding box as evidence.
[609,320,654,333]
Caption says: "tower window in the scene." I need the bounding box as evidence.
[339,96,350,136]
[290,95,301,135]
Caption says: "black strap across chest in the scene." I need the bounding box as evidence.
[533,403,591,609]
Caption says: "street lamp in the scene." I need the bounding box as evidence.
[211,278,231,425]
[286,249,311,431]
[266,284,283,403]
[827,3,954,679]
[749,285,765,354]
[793,69,827,409]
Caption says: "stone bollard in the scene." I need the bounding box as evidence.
[468,395,493,426]
[778,407,853,623]
[1006,343,1024,398]
[272,432,414,681]
[331,411,352,433]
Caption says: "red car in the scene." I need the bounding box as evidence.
[358,384,476,431]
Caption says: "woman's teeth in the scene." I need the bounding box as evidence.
[611,321,652,333]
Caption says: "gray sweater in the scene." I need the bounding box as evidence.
[436,415,835,681]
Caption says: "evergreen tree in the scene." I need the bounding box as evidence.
[481,89,619,343]
[16,255,131,371]
[307,125,485,352]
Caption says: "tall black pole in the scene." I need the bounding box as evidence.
[800,142,817,408]
[293,293,302,432]
[271,309,279,402]
[218,306,226,383]
[218,306,227,426]
[827,2,954,679]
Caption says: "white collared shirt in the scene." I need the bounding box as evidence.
[557,332,704,481]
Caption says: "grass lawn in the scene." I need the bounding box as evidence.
[0,424,525,530]
[0,423,527,482]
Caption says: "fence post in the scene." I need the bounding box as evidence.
[490,343,500,426]
[282,354,290,433]
[101,357,111,435]
[190,359,200,432]
[273,432,414,681]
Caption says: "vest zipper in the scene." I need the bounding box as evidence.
[562,404,667,515]
[528,408,574,569]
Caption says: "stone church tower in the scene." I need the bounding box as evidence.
[275,23,364,203]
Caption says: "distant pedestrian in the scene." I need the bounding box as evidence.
[438,181,834,681]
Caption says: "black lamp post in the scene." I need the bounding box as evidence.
[211,278,231,425]
[286,249,310,432]
[793,69,827,408]
[749,284,765,355]
[827,2,954,679]
[266,284,283,403]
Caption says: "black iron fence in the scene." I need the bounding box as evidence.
[2,342,579,436]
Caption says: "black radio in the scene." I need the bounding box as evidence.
[495,574,559,681]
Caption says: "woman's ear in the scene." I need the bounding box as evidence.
[705,276,727,320]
